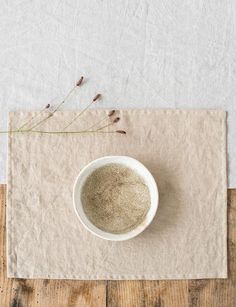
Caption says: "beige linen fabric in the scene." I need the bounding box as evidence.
[7,110,227,280]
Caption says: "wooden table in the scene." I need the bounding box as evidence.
[0,185,235,307]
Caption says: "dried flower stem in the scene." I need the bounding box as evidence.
[63,93,101,131]
[51,85,77,113]
[28,78,84,131]
[0,129,118,135]
[96,122,114,131]
[95,117,120,132]
[63,101,94,130]
[108,110,116,117]
[85,110,116,131]
[28,87,75,131]
[116,130,126,134]
[30,130,117,135]
[0,79,127,136]
[86,115,108,131]
[93,93,101,101]
[76,76,84,86]
[28,113,53,131]
[96,122,117,132]
[18,104,50,131]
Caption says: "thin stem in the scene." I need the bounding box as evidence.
[18,107,48,131]
[28,113,53,131]
[0,129,117,135]
[0,130,27,134]
[86,115,109,131]
[96,122,114,131]
[30,130,117,134]
[0,127,126,135]
[63,93,101,131]
[62,101,93,130]
[28,81,81,131]
[52,85,77,113]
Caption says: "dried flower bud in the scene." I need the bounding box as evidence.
[113,117,120,123]
[108,110,115,117]
[76,76,84,86]
[116,130,126,134]
[93,93,101,102]
[45,104,50,109]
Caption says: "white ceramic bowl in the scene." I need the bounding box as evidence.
[73,156,158,241]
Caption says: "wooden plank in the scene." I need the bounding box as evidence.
[107,281,146,307]
[107,279,188,307]
[107,281,162,307]
[0,184,236,307]
[0,185,106,307]
[159,280,188,307]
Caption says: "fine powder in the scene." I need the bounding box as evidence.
[81,163,151,234]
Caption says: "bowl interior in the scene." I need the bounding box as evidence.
[73,156,158,241]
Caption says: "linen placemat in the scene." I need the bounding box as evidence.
[7,110,227,280]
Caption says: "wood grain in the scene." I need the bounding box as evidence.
[0,184,235,307]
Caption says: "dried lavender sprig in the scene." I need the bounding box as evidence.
[17,104,50,131]
[93,93,101,101]
[63,93,102,131]
[96,117,120,131]
[113,117,120,123]
[28,77,84,131]
[30,130,119,134]
[85,110,116,131]
[76,76,84,86]
[28,112,53,131]
[108,110,116,117]
[0,127,126,135]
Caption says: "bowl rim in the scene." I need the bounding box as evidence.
[73,155,159,241]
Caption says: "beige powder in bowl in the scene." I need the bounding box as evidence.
[81,163,151,234]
